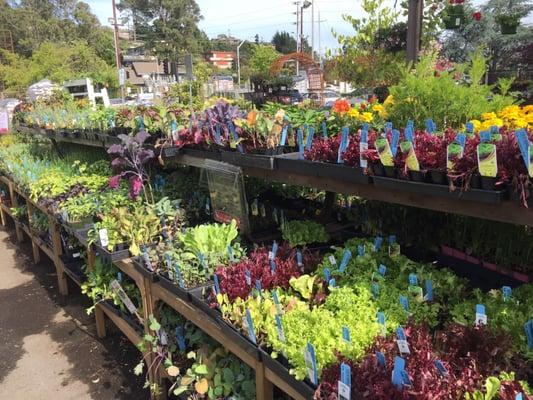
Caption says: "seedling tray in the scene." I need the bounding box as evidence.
[215,317,261,361]
[61,257,86,284]
[99,300,144,334]
[373,176,506,204]
[95,242,130,263]
[157,275,191,302]
[132,257,160,283]
[161,146,183,158]
[275,153,320,177]
[220,150,276,170]
[182,148,221,161]
[189,284,221,320]
[259,349,316,399]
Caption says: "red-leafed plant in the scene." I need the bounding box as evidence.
[304,136,342,163]
[215,243,320,301]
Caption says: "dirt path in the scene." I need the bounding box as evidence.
[0,225,148,399]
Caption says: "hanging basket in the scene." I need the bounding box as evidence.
[444,15,464,29]
[496,15,519,34]
[442,4,465,30]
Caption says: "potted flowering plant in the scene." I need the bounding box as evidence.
[442,0,466,29]
[496,13,520,34]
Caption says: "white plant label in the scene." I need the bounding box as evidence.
[396,339,410,355]
[475,313,487,326]
[338,381,351,400]
[110,279,141,322]
[98,228,109,247]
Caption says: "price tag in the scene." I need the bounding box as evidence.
[376,351,386,367]
[337,127,350,164]
[396,327,410,355]
[158,329,169,346]
[98,228,109,247]
[375,138,394,167]
[328,255,337,266]
[475,304,487,326]
[304,342,318,385]
[338,249,352,273]
[110,280,142,322]
[175,326,187,351]
[477,143,498,177]
[337,362,351,400]
[117,272,123,282]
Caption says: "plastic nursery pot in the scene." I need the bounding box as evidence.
[156,274,190,302]
[372,163,385,176]
[429,170,447,185]
[408,170,427,182]
[131,256,159,283]
[216,317,261,361]
[220,150,276,170]
[182,147,221,161]
[189,284,221,320]
[480,176,497,191]
[384,166,397,178]
[500,22,518,34]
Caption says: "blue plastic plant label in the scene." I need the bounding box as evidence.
[270,241,278,259]
[324,268,331,283]
[396,327,410,354]
[377,312,386,336]
[405,126,414,143]
[360,130,368,168]
[275,314,286,343]
[329,278,336,288]
[389,235,396,244]
[117,272,123,283]
[357,245,365,257]
[475,304,487,326]
[280,125,288,146]
[385,122,393,132]
[434,360,448,377]
[213,274,220,295]
[374,236,383,251]
[376,351,385,368]
[174,264,185,288]
[270,260,277,272]
[391,129,400,157]
[342,326,351,343]
[337,127,350,164]
[175,326,187,352]
[424,280,433,301]
[321,121,327,138]
[297,128,304,159]
[378,264,386,276]
[338,249,352,273]
[205,198,210,215]
[456,133,467,149]
[425,119,435,134]
[524,320,533,349]
[516,394,523,400]
[305,126,315,151]
[214,123,221,144]
[244,309,257,344]
[391,356,406,388]
[502,286,512,301]
[296,250,303,268]
[400,295,409,312]
[227,245,235,262]
[480,130,491,143]
[228,122,244,154]
[466,122,474,134]
[255,279,262,293]
[272,290,283,315]
[272,208,279,224]
[408,273,418,286]
[371,283,379,299]
[244,269,251,286]
[338,362,351,400]
[304,342,318,385]
[141,246,153,271]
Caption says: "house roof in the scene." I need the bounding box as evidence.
[125,66,145,85]
[132,61,161,76]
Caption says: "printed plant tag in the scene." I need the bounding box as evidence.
[477,143,497,177]
[98,228,109,248]
[400,141,420,171]
[375,138,394,167]
[447,142,463,170]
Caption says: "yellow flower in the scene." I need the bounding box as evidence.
[470,120,482,132]
[384,95,394,106]
[360,112,374,123]
[481,112,497,121]
[514,118,528,128]
[347,108,360,118]
[372,104,384,113]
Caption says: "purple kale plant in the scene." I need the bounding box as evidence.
[107,131,155,202]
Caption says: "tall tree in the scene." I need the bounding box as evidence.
[118,0,205,60]
[271,31,297,54]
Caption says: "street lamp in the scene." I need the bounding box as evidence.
[300,1,312,54]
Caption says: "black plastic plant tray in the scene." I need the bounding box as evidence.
[182,147,221,161]
[259,349,316,399]
[314,162,370,184]
[95,243,130,263]
[61,258,86,284]
[157,274,191,302]
[161,146,183,158]
[189,284,221,320]
[216,317,261,361]
[99,300,144,334]
[220,150,276,170]
[373,176,506,204]
[275,152,320,177]
[131,257,160,283]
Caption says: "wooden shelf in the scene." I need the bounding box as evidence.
[96,301,143,346]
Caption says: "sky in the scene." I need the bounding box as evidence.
[86,0,395,54]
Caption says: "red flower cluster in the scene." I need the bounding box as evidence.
[332,99,351,114]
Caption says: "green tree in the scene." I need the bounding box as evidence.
[118,0,205,59]
[271,31,297,54]
[248,44,280,78]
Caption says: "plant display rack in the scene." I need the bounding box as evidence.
[14,125,532,227]
[0,171,310,400]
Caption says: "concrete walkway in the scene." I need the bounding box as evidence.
[0,225,147,399]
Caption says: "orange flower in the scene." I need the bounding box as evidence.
[247,110,258,126]
[332,98,351,114]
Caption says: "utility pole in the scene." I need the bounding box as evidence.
[406,0,423,62]
[294,1,300,75]
[317,13,326,62]
[237,40,246,86]
[311,0,314,59]
[111,0,121,70]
